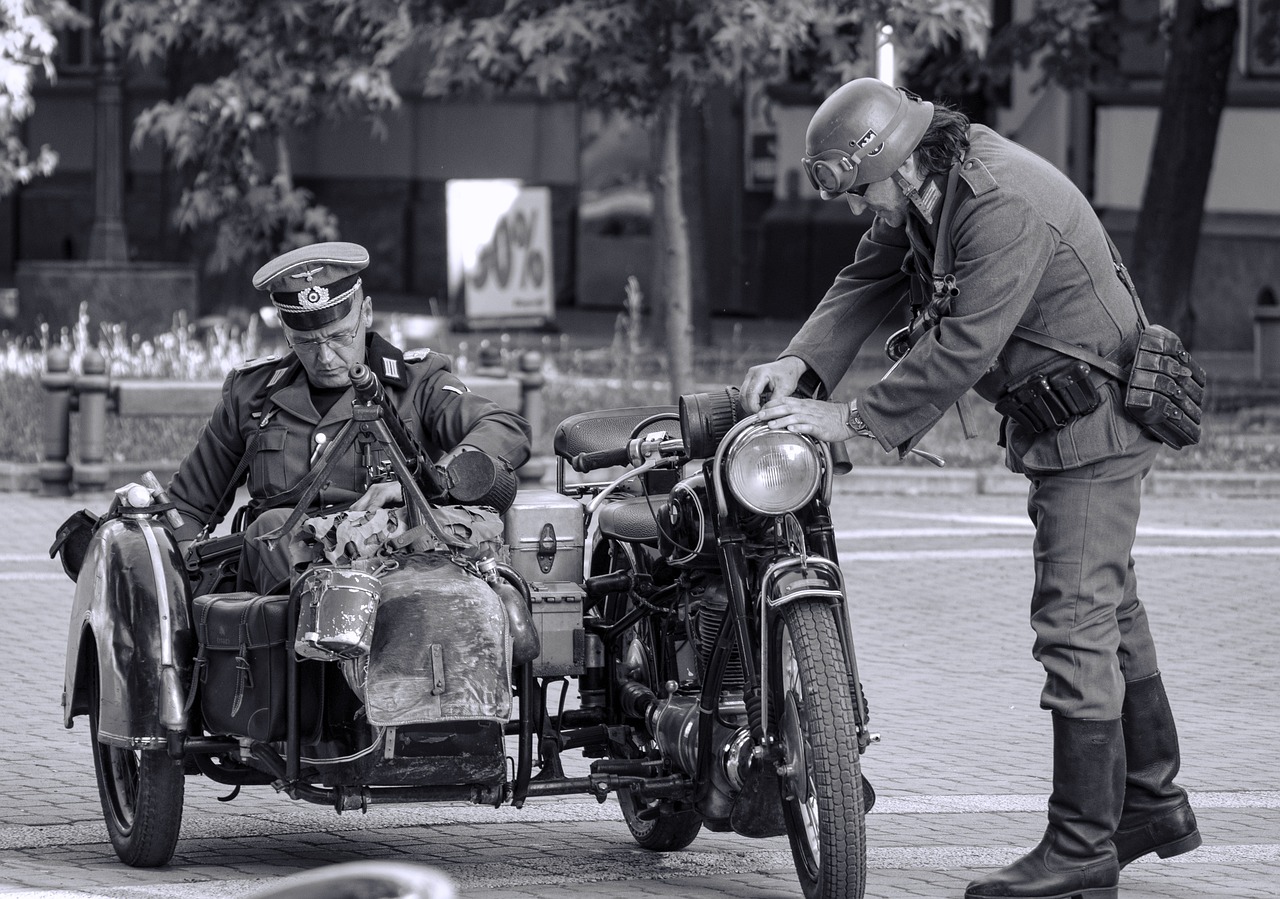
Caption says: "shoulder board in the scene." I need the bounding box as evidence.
[958,157,997,196]
[235,353,282,372]
[403,348,434,363]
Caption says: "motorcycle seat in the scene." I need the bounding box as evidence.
[597,495,665,547]
[553,405,678,460]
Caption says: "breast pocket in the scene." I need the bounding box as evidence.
[250,426,291,494]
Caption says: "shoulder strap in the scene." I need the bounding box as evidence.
[1010,326,1129,382]
[930,164,964,283]
[1100,228,1149,328]
[1009,224,1148,384]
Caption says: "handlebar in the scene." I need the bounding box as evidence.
[570,446,632,474]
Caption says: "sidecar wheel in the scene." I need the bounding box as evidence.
[617,787,703,851]
[771,600,866,899]
[88,654,184,867]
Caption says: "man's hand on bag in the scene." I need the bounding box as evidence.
[350,480,404,512]
[756,397,870,443]
[740,356,808,413]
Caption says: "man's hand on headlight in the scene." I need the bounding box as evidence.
[756,397,873,443]
[740,356,808,414]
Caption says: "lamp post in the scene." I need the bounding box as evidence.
[87,37,128,262]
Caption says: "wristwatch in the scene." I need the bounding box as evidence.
[846,399,871,438]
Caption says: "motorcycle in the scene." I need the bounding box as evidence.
[53,372,876,899]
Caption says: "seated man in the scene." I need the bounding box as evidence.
[167,241,532,593]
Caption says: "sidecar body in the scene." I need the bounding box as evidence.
[58,484,590,844]
[62,510,195,750]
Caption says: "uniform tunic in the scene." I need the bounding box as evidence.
[785,124,1147,472]
[168,332,532,542]
[781,125,1166,719]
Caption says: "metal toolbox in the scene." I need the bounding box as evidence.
[502,488,585,586]
[529,582,587,676]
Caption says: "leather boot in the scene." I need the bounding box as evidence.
[965,716,1123,899]
[1114,672,1202,867]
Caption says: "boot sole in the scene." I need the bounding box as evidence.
[1118,829,1203,869]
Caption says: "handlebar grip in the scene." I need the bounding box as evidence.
[571,447,631,473]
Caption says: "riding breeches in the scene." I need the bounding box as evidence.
[1024,434,1163,719]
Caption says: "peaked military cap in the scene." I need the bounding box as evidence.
[253,241,370,331]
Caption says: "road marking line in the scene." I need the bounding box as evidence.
[871,790,1280,814]
[0,573,67,581]
[861,510,1280,540]
[837,545,1280,561]
[836,526,1280,540]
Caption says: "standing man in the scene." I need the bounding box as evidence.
[167,241,532,591]
[740,79,1199,899]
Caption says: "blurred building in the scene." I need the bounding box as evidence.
[2,0,1277,352]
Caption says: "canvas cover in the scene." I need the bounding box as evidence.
[361,553,512,727]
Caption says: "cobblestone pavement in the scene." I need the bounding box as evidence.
[1,479,1278,898]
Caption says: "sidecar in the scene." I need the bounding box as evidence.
[56,478,589,869]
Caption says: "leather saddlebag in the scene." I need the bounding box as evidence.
[192,592,322,742]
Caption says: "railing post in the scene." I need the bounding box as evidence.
[474,340,507,379]
[516,350,547,484]
[74,349,111,491]
[38,348,74,496]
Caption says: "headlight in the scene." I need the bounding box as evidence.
[724,426,822,514]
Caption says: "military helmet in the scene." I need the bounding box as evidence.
[802,78,934,196]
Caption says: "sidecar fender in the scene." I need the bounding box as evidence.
[62,515,196,747]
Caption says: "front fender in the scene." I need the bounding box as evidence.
[62,514,196,746]
[759,556,845,610]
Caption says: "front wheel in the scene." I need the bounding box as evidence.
[88,653,185,867]
[771,600,866,899]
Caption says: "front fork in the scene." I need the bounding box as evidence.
[696,526,875,801]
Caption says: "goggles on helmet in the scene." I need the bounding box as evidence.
[802,148,863,195]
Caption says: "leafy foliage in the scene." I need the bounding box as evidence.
[104,0,415,271]
[0,0,87,195]
[416,0,990,113]
[909,0,1150,114]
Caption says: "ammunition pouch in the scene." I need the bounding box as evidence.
[1122,324,1206,449]
[1009,322,1206,450]
[995,360,1103,434]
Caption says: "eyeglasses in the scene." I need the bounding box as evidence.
[289,324,362,353]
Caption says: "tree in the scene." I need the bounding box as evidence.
[102,0,414,273]
[1128,0,1237,341]
[415,0,988,399]
[0,0,86,195]
[923,0,1241,347]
